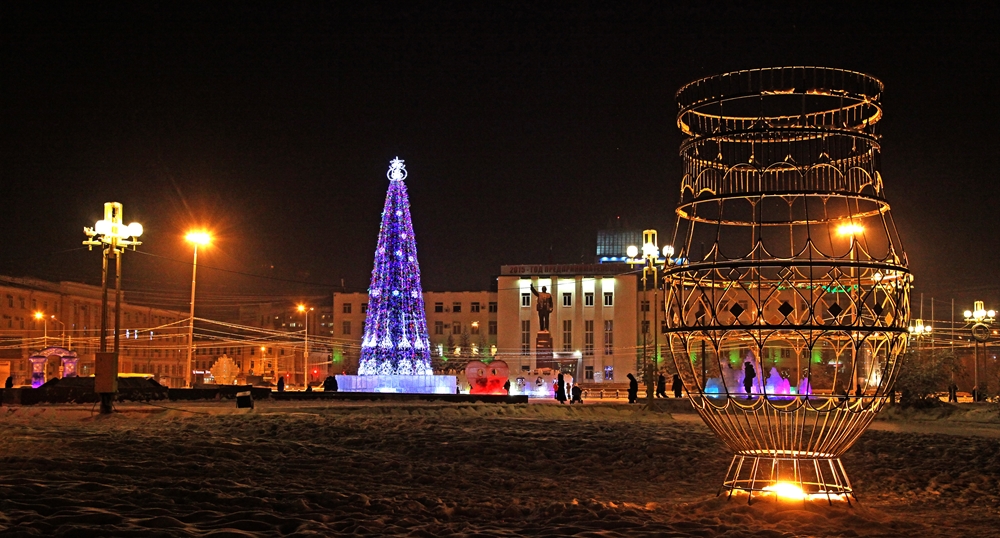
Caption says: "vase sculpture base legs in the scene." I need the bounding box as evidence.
[719,454,856,505]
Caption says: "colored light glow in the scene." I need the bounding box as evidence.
[762,482,806,500]
[358,158,433,376]
[185,231,211,245]
[836,223,864,236]
[34,311,44,320]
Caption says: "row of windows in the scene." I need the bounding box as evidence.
[521,292,612,307]
[433,302,497,313]
[432,320,497,335]
[518,319,613,355]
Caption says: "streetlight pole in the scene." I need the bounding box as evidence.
[49,316,66,348]
[184,231,211,388]
[627,230,669,404]
[34,312,47,348]
[298,304,313,388]
[83,202,142,414]
[964,301,996,401]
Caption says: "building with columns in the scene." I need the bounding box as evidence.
[496,264,640,383]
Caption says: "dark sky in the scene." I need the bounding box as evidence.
[1,2,997,313]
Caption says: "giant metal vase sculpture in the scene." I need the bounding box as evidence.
[665,67,911,502]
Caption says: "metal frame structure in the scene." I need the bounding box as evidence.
[665,67,911,502]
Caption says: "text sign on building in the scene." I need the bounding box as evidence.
[500,264,624,276]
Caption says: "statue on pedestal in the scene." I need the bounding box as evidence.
[530,283,553,332]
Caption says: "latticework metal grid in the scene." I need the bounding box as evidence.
[665,67,911,502]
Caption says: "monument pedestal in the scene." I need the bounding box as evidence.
[536,331,554,370]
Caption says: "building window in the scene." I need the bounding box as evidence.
[585,365,594,380]
[435,302,444,313]
[471,322,480,335]
[562,293,572,307]
[521,293,530,307]
[562,320,572,351]
[641,300,650,312]
[452,322,461,334]
[584,320,594,356]
[604,365,614,381]
[435,321,444,335]
[520,320,531,356]
[451,302,461,313]
[641,320,650,334]
[604,320,613,354]
[361,303,368,313]
[342,321,351,335]
[603,292,614,306]
[343,303,352,314]
[6,295,12,307]
[489,302,498,313]
[584,292,594,307]
[19,297,25,309]
[488,320,497,335]
[470,302,480,313]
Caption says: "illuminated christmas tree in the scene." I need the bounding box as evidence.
[358,157,433,376]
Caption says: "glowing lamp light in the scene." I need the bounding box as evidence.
[641,242,659,259]
[185,231,210,245]
[33,311,44,321]
[762,482,807,500]
[127,222,144,238]
[626,245,639,258]
[964,310,974,318]
[836,223,864,236]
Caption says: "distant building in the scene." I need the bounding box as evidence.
[0,275,187,387]
[596,228,642,263]
[496,264,640,383]
[333,290,499,373]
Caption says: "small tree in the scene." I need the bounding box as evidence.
[894,349,962,404]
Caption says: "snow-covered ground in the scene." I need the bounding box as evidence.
[0,400,998,537]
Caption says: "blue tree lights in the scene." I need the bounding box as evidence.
[358,158,433,376]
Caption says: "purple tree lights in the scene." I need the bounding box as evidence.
[358,158,433,376]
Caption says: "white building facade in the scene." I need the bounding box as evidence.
[496,264,639,383]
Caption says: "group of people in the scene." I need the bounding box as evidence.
[553,373,583,404]
[627,372,684,404]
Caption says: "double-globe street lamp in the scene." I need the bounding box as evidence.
[83,202,143,414]
[626,230,674,400]
[185,231,211,388]
[964,301,996,401]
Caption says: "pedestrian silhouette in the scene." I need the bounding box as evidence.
[503,379,511,395]
[4,376,12,389]
[305,385,312,393]
[656,373,667,398]
[556,373,567,404]
[323,375,339,392]
[277,377,285,393]
[743,362,756,399]
[627,373,639,404]
[672,374,683,398]
[571,384,583,404]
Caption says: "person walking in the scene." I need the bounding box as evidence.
[627,373,639,404]
[672,373,683,398]
[556,373,567,404]
[743,361,756,399]
[570,384,583,404]
[656,373,667,398]
[4,376,12,389]
[277,376,285,393]
[503,379,511,395]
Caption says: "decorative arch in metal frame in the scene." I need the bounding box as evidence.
[664,67,911,502]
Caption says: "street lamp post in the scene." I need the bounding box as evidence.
[297,304,313,388]
[83,202,142,414]
[184,231,211,388]
[964,301,996,401]
[33,312,47,348]
[627,230,671,403]
[49,316,66,348]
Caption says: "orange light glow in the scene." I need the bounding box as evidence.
[185,231,211,245]
[34,311,44,320]
[836,223,864,236]
[762,482,806,500]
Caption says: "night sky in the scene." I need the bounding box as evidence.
[1,2,997,313]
